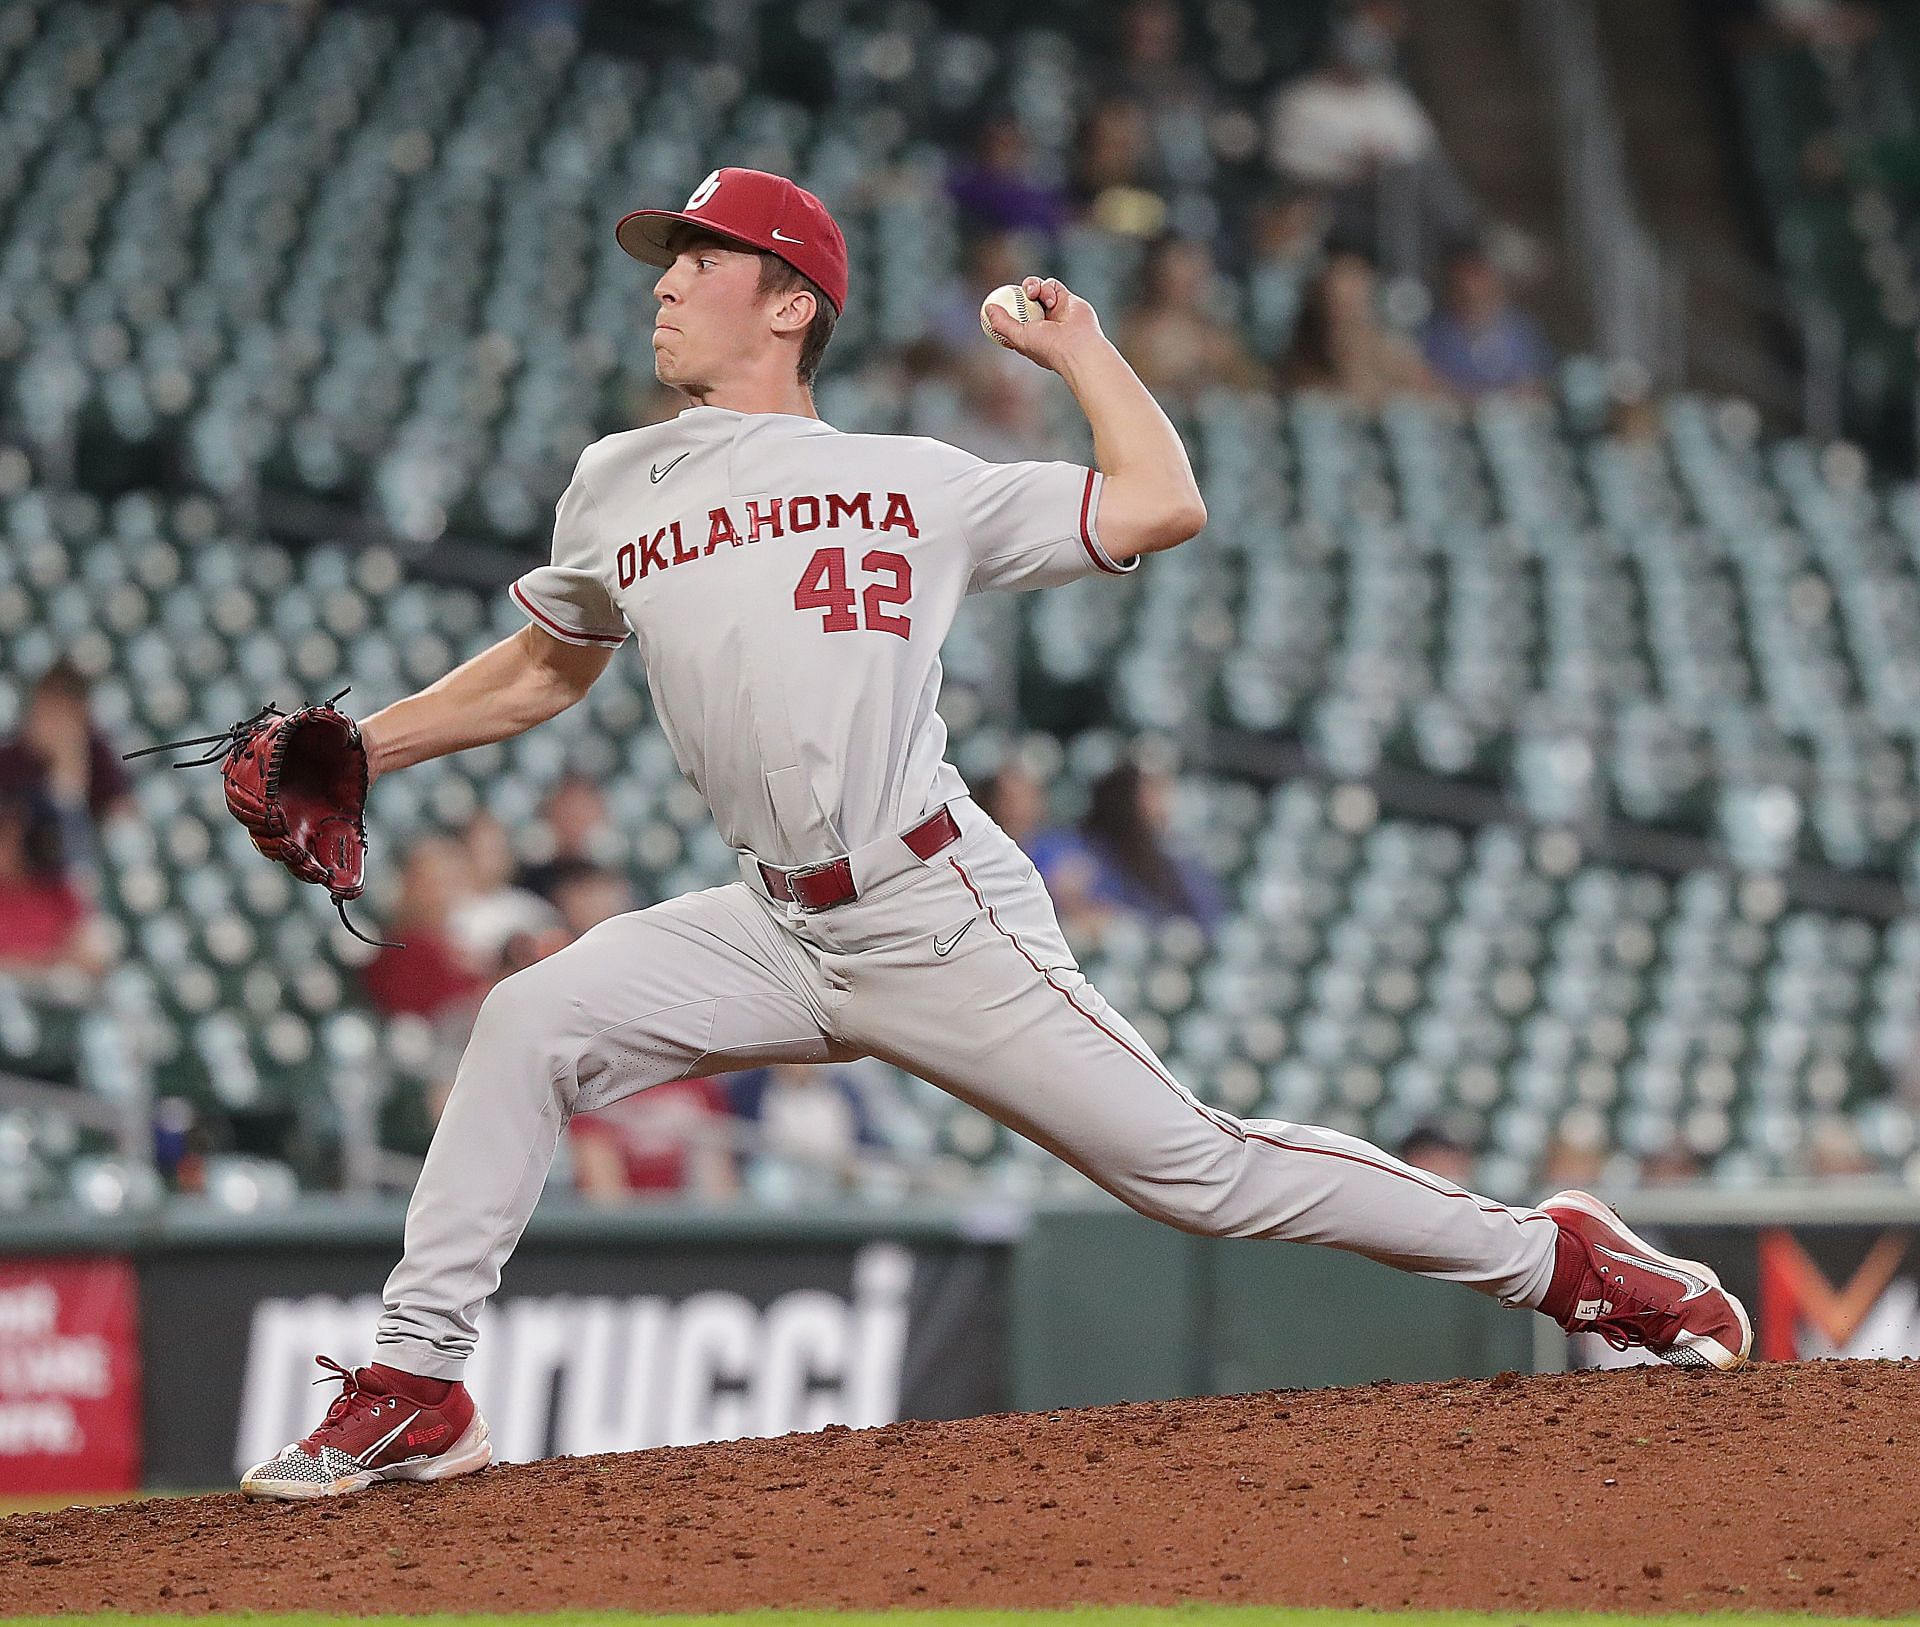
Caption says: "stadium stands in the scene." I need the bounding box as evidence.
[2,0,1918,1212]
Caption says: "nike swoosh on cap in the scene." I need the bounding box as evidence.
[770,228,805,244]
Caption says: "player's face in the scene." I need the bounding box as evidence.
[651,239,772,394]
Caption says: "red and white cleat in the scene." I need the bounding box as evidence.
[1538,1190,1752,1371]
[240,1355,491,1500]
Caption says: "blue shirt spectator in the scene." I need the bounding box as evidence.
[1029,762,1225,943]
[1423,248,1552,397]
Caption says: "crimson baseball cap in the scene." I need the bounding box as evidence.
[616,168,849,314]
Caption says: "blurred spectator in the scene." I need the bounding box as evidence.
[517,772,618,901]
[1072,99,1168,239]
[943,353,1061,464]
[1033,759,1224,940]
[360,836,490,1021]
[152,1095,210,1195]
[546,858,637,939]
[447,810,563,977]
[1637,1142,1705,1186]
[1279,252,1438,406]
[503,0,586,32]
[931,229,1046,354]
[1541,1131,1608,1192]
[1103,0,1209,110]
[569,1076,737,1202]
[0,789,109,982]
[946,115,1068,242]
[1098,0,1216,190]
[1422,247,1552,398]
[1245,188,1331,359]
[1606,375,1663,445]
[731,1062,881,1189]
[1115,235,1264,401]
[1805,1117,1878,1179]
[1269,6,1433,185]
[1267,2,1477,259]
[1724,0,1880,51]
[1396,1124,1475,1185]
[978,757,1057,852]
[0,661,133,878]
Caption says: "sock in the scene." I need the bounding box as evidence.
[367,1361,455,1406]
[1531,1226,1587,1320]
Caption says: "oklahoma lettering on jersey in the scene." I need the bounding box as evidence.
[511,405,1134,867]
[615,490,921,586]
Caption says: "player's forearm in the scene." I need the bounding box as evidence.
[1054,337,1206,560]
[359,628,592,782]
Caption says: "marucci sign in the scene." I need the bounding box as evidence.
[135,1226,1005,1489]
[235,1244,918,1474]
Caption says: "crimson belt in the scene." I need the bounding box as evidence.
[758,805,961,912]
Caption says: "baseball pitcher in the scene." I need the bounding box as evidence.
[237,170,1749,1499]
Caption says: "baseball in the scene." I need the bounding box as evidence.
[980,282,1040,346]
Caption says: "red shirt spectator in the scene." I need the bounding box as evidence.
[570,1077,736,1200]
[0,873,87,965]
[0,790,106,979]
[0,660,133,878]
[359,836,490,1021]
[360,936,491,1020]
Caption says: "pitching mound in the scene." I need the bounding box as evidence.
[1,1361,1915,1617]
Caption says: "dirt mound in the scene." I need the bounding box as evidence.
[1,1361,1915,1617]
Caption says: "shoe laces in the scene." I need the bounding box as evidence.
[1581,1270,1683,1353]
[303,1354,395,1447]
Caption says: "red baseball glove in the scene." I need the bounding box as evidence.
[127,690,394,945]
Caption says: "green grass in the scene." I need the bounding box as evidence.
[2,1610,1914,1626]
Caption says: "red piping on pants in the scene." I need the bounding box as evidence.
[947,856,1552,1228]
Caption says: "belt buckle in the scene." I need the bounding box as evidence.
[782,855,846,912]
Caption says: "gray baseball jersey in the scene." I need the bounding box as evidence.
[510,406,1132,867]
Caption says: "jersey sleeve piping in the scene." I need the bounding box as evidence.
[1077,468,1136,575]
[959,459,1137,589]
[510,578,629,647]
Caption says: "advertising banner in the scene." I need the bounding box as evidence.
[1750,1224,1920,1360]
[0,1257,141,1495]
[138,1236,1004,1489]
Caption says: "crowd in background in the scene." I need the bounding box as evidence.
[8,645,1881,1204]
[397,0,1566,1206]
[606,0,1561,453]
[929,0,1556,422]
[0,640,1234,1203]
[0,0,1671,1207]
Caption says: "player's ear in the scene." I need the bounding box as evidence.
[769,286,816,339]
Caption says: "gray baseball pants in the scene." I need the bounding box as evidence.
[377,799,1559,1377]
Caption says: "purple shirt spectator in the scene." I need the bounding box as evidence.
[1422,249,1552,396]
[948,117,1068,239]
[1423,308,1552,395]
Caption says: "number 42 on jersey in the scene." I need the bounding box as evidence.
[794,548,912,639]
